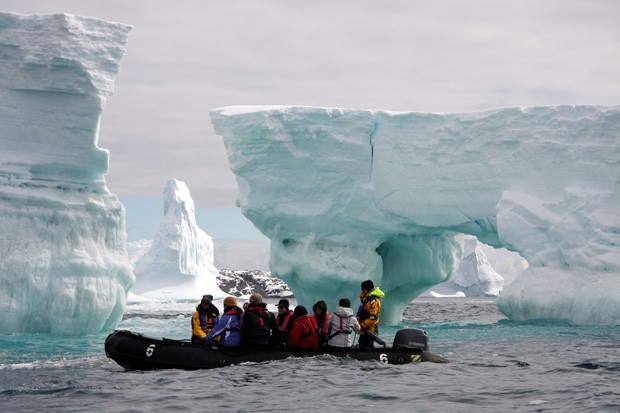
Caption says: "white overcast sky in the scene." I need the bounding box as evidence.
[3,1,620,210]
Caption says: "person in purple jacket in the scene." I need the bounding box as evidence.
[205,296,243,347]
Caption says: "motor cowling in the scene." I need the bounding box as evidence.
[393,328,429,350]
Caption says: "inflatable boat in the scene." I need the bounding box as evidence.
[105,328,448,370]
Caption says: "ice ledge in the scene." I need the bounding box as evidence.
[0,12,132,191]
[0,12,132,96]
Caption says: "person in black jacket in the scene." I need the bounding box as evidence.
[241,292,279,350]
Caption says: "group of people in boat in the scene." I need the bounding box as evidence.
[191,279,385,351]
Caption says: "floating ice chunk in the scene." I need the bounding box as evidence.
[211,105,620,325]
[429,291,466,298]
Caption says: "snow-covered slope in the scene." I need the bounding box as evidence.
[218,269,292,298]
[211,105,620,325]
[131,179,225,299]
[0,13,133,334]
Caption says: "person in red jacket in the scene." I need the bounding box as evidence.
[311,300,330,345]
[288,306,319,350]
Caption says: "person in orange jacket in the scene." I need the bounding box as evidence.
[191,295,220,344]
[356,280,385,349]
[288,306,320,350]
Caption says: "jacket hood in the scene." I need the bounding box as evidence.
[333,306,354,317]
[196,303,211,312]
[250,301,267,309]
[368,287,385,298]
[295,314,316,327]
[225,306,243,316]
[312,300,327,314]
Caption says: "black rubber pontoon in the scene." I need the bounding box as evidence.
[105,328,447,370]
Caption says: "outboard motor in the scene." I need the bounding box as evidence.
[393,328,429,351]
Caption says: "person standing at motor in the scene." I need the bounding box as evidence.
[357,280,385,350]
[275,299,296,347]
[240,292,279,349]
[191,294,220,344]
[204,296,243,347]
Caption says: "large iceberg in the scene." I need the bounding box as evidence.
[211,105,620,325]
[0,13,133,334]
[131,179,225,299]
[435,238,505,297]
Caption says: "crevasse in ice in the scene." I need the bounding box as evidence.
[211,105,620,325]
[0,13,133,334]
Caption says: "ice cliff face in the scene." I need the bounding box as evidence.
[211,105,620,326]
[0,13,133,334]
[132,179,225,299]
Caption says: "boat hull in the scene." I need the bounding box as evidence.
[105,330,447,370]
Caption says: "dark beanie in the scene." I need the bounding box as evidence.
[361,280,374,291]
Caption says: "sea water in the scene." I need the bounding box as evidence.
[1,297,618,412]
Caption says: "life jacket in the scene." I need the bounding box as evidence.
[192,310,218,333]
[241,303,275,347]
[247,305,268,327]
[357,287,384,334]
[357,296,372,319]
[288,314,319,349]
[312,312,331,336]
[278,311,294,332]
[206,306,244,347]
[224,307,242,332]
[191,306,219,341]
[336,314,353,334]
[327,313,354,340]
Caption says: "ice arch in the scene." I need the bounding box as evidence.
[211,105,620,325]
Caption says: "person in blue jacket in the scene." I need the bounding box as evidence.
[205,296,243,347]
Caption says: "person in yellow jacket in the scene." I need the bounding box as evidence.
[356,280,385,349]
[191,294,220,344]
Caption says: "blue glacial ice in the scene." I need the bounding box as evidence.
[211,105,620,326]
[0,13,133,334]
